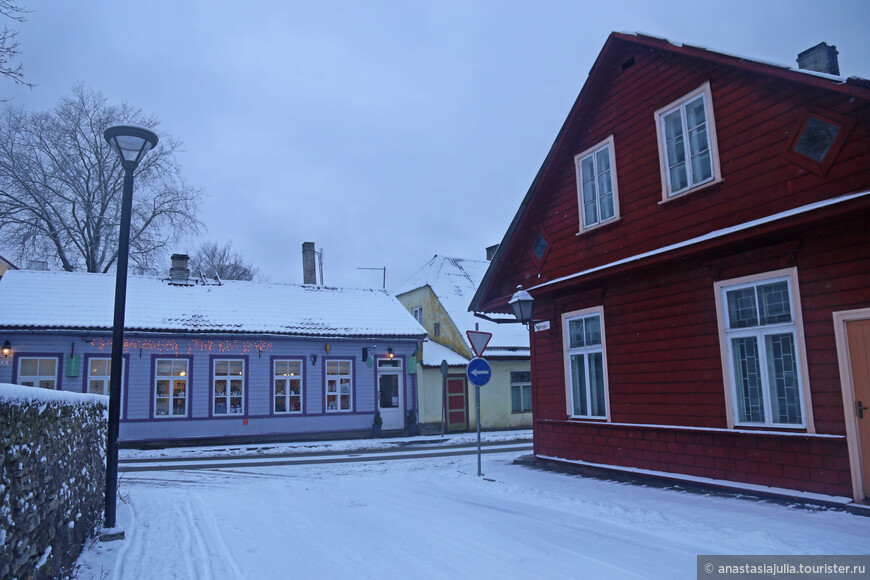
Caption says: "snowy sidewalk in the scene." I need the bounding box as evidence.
[119,429,533,462]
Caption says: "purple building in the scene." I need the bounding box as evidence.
[0,260,425,446]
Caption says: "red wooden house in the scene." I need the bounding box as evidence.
[470,33,870,503]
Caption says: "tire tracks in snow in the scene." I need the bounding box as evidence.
[109,488,244,579]
[110,496,139,580]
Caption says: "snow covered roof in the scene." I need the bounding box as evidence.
[0,270,426,339]
[396,255,529,350]
[421,340,469,367]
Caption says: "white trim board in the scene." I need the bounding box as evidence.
[536,419,843,438]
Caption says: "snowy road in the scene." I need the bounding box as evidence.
[76,450,870,579]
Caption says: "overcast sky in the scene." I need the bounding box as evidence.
[3,0,869,291]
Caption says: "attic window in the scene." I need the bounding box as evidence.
[794,117,840,162]
[531,233,548,262]
[784,110,854,177]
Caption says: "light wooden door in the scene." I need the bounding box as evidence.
[846,319,870,498]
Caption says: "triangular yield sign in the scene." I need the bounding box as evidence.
[466,330,493,358]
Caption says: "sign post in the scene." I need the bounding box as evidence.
[466,357,491,476]
[440,359,449,437]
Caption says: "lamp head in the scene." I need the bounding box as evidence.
[104,125,159,170]
[508,285,535,325]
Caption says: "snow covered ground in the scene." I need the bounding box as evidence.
[75,435,869,579]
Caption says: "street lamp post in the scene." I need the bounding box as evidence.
[102,125,158,530]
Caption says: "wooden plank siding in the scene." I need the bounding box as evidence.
[477,34,870,497]
[2,333,419,445]
[528,209,868,497]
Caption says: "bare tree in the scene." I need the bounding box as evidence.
[189,241,259,281]
[0,85,202,273]
[0,1,31,88]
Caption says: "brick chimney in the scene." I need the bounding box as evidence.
[796,42,840,76]
[169,253,190,283]
[302,242,317,285]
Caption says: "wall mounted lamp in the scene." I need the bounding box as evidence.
[1,340,10,357]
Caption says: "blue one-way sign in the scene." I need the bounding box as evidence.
[467,357,491,387]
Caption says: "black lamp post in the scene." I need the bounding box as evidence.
[102,125,158,530]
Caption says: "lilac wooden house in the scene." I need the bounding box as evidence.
[0,259,425,446]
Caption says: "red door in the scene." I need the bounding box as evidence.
[446,376,468,432]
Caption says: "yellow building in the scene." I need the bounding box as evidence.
[0,255,18,279]
[395,255,530,433]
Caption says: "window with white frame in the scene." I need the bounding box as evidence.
[87,357,125,407]
[326,359,352,412]
[412,307,423,325]
[655,82,720,198]
[154,358,188,417]
[575,136,619,230]
[88,358,112,395]
[717,273,807,427]
[213,359,245,415]
[17,357,58,389]
[563,309,608,418]
[274,359,303,413]
[510,371,532,413]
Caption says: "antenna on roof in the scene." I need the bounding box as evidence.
[358,266,386,289]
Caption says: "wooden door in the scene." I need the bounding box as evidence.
[846,319,870,498]
[445,376,468,432]
[377,358,403,430]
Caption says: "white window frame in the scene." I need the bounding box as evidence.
[562,306,610,420]
[713,268,814,431]
[213,358,245,415]
[86,356,125,414]
[17,356,59,389]
[412,306,423,325]
[510,371,532,413]
[654,81,722,201]
[154,358,189,418]
[274,359,303,414]
[325,359,353,412]
[574,135,620,233]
